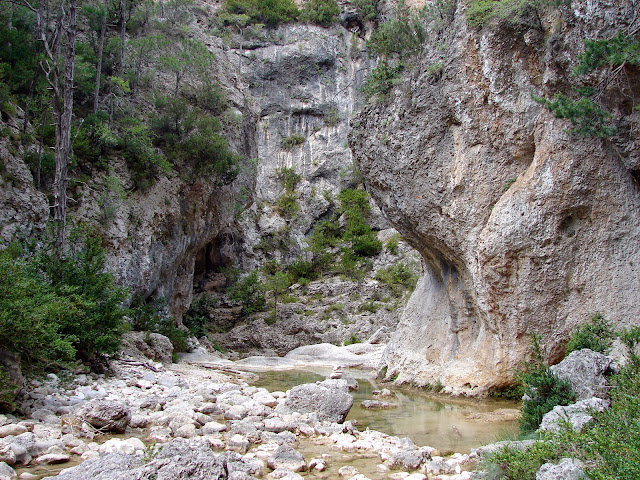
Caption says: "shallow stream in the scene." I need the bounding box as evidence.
[252,368,520,454]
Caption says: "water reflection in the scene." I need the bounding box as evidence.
[253,368,519,453]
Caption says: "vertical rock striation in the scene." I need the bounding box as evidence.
[350,1,640,392]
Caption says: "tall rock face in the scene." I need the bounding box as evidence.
[350,1,640,392]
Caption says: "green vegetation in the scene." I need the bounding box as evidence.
[517,334,575,434]
[465,0,562,29]
[276,167,302,192]
[344,334,361,346]
[535,31,639,139]
[352,0,379,22]
[275,192,300,218]
[221,0,299,27]
[129,296,188,352]
[0,0,242,212]
[0,229,129,409]
[227,271,266,314]
[489,328,640,479]
[300,0,340,27]
[282,134,306,149]
[385,233,401,254]
[374,262,419,297]
[565,312,615,355]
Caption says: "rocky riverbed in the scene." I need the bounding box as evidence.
[0,339,514,480]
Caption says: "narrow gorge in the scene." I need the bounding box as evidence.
[1,0,639,478]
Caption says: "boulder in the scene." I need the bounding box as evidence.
[120,331,173,365]
[267,445,306,472]
[0,441,15,465]
[539,397,610,433]
[549,349,614,400]
[42,438,229,480]
[76,400,131,433]
[0,425,27,438]
[282,380,353,423]
[0,462,17,480]
[536,458,585,480]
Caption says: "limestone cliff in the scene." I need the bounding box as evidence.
[350,0,640,392]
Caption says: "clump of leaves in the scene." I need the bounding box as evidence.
[565,312,615,355]
[300,0,340,27]
[517,334,576,434]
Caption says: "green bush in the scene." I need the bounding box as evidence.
[227,271,266,314]
[367,6,425,58]
[276,166,302,192]
[465,0,553,29]
[0,230,129,378]
[362,61,404,99]
[300,0,340,27]
[352,232,383,257]
[222,0,299,27]
[352,0,379,22]
[129,296,188,353]
[282,133,306,149]
[275,192,300,218]
[517,335,576,434]
[385,233,400,254]
[374,262,418,295]
[344,334,361,346]
[565,312,615,355]
[533,93,616,138]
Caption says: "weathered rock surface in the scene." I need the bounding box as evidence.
[549,349,614,400]
[44,438,229,480]
[266,445,307,472]
[539,397,610,433]
[75,400,131,434]
[350,0,640,390]
[120,332,174,365]
[536,458,585,480]
[0,462,17,480]
[281,380,353,423]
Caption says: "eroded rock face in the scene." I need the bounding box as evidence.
[350,1,640,391]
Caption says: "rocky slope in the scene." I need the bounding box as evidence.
[350,0,640,392]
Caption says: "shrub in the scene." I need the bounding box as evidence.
[362,61,404,99]
[385,233,400,254]
[367,5,425,58]
[276,166,301,192]
[222,0,299,27]
[275,192,300,218]
[517,334,576,434]
[344,334,361,346]
[227,271,266,314]
[287,259,318,283]
[281,133,306,149]
[300,0,340,27]
[352,232,383,257]
[374,262,418,294]
[129,296,188,353]
[565,312,614,355]
[352,0,379,22]
[0,229,129,379]
[533,93,616,138]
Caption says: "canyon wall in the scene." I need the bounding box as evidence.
[350,0,640,392]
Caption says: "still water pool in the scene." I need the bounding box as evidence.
[252,368,519,454]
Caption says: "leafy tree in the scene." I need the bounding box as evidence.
[264,271,290,316]
[222,0,299,27]
[300,0,340,27]
[227,271,266,314]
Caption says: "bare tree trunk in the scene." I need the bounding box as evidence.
[52,0,77,249]
[119,0,126,71]
[29,0,78,249]
[93,0,108,114]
